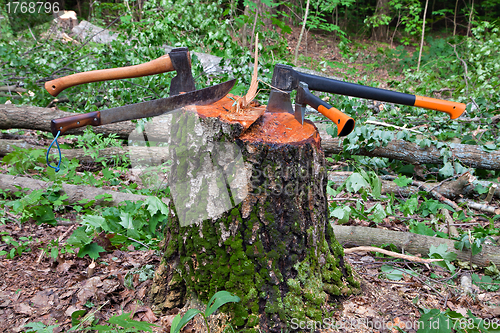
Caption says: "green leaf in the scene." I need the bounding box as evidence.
[368,203,386,223]
[33,205,56,225]
[71,309,87,326]
[205,291,240,317]
[144,197,169,216]
[331,206,351,224]
[394,175,413,187]
[119,211,134,230]
[417,308,451,333]
[345,173,370,193]
[371,174,382,199]
[474,183,489,194]
[120,15,133,24]
[90,325,115,332]
[171,309,202,333]
[439,162,454,178]
[410,222,437,236]
[67,227,93,247]
[107,311,157,332]
[381,265,404,281]
[429,244,456,272]
[82,215,108,231]
[403,196,419,215]
[485,262,500,276]
[482,143,497,152]
[170,314,182,333]
[24,322,59,333]
[77,243,106,260]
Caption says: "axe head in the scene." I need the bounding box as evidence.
[169,47,196,96]
[293,81,309,125]
[267,89,294,114]
[266,64,298,115]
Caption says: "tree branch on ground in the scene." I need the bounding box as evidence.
[333,225,500,267]
[0,174,168,207]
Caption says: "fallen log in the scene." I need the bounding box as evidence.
[0,174,168,206]
[0,104,135,138]
[0,139,169,165]
[3,104,500,170]
[320,130,500,171]
[2,139,499,202]
[333,224,500,267]
[328,171,500,200]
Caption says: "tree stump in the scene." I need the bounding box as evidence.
[149,96,360,332]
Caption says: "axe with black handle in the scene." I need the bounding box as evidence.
[267,64,466,136]
[44,47,195,97]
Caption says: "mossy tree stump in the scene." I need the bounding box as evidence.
[149,96,360,332]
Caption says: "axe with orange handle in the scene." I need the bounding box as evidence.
[44,47,195,97]
[266,64,466,137]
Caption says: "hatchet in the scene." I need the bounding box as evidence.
[45,47,195,97]
[267,64,466,136]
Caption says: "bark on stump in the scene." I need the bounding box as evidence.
[149,97,360,332]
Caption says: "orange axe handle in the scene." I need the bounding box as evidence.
[45,54,175,97]
[296,82,355,136]
[414,96,465,119]
[317,105,355,137]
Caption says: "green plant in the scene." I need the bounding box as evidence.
[471,273,500,292]
[389,0,423,45]
[2,147,46,174]
[5,186,67,225]
[170,291,240,333]
[41,238,75,261]
[25,310,158,332]
[417,308,498,333]
[66,197,168,259]
[24,321,59,333]
[0,232,33,259]
[428,244,457,272]
[124,264,155,290]
[328,169,386,224]
[455,232,488,256]
[74,128,127,167]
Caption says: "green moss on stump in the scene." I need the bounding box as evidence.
[155,133,360,332]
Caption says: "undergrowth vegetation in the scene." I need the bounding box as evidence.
[0,0,500,331]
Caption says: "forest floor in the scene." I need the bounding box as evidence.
[1,215,498,332]
[0,26,499,333]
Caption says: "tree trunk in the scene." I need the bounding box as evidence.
[149,98,360,332]
[417,0,429,71]
[372,0,390,41]
[294,0,310,66]
[467,0,474,37]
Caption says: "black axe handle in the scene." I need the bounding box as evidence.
[297,71,465,119]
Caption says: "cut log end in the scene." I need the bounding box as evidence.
[195,94,265,133]
[239,112,321,147]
